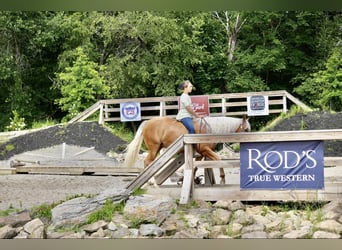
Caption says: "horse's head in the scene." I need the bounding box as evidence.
[235,116,251,133]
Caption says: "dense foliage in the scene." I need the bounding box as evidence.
[0,11,341,130]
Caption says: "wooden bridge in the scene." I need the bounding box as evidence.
[126,129,342,204]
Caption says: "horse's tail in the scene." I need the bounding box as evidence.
[124,121,147,168]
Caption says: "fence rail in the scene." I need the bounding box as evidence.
[68,90,312,124]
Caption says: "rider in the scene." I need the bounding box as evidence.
[176,80,204,134]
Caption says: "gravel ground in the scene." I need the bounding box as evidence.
[0,111,341,211]
[0,174,132,211]
[0,121,132,211]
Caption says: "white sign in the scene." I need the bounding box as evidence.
[247,95,269,116]
[120,102,141,122]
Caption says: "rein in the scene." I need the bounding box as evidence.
[235,124,244,133]
[199,117,212,134]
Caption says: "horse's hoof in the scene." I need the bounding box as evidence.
[220,179,225,185]
[194,175,204,185]
[177,177,184,185]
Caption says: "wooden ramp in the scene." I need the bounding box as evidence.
[126,135,185,191]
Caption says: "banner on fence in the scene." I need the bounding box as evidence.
[240,141,324,190]
[247,95,269,116]
[178,95,209,116]
[120,102,141,122]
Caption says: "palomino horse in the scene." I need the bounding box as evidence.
[124,116,251,184]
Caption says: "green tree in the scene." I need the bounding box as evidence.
[55,47,109,121]
[295,47,342,111]
[0,11,62,130]
[96,11,208,98]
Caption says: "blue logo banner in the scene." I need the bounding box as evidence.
[120,102,141,122]
[240,141,324,190]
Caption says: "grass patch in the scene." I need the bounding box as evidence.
[255,201,327,214]
[0,207,18,216]
[87,199,126,224]
[30,203,53,221]
[105,122,134,142]
[31,119,57,129]
[132,188,146,196]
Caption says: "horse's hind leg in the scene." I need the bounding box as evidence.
[143,142,163,168]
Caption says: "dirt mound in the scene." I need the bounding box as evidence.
[0,121,127,161]
[268,111,342,156]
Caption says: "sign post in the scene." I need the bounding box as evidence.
[247,95,269,116]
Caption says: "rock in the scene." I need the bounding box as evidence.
[315,220,342,234]
[0,225,17,239]
[23,218,45,239]
[322,200,342,220]
[229,223,243,236]
[139,224,164,237]
[232,209,252,225]
[283,230,311,239]
[123,194,176,226]
[213,200,245,211]
[107,221,118,231]
[209,225,226,238]
[90,227,106,238]
[109,227,131,238]
[51,188,131,227]
[211,208,231,225]
[0,210,31,227]
[265,218,284,232]
[241,231,268,238]
[242,223,265,234]
[83,220,108,233]
[312,231,341,239]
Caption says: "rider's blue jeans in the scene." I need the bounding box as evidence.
[180,117,195,134]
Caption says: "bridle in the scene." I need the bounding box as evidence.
[235,120,250,133]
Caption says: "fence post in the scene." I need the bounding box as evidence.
[160,101,166,116]
[99,103,104,124]
[221,97,226,116]
[105,104,109,119]
[283,95,287,113]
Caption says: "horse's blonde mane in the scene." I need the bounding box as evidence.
[204,117,243,134]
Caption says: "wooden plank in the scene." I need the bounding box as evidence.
[324,157,342,166]
[0,168,16,175]
[154,154,185,185]
[285,92,312,111]
[204,168,216,185]
[183,129,342,144]
[192,183,342,201]
[68,101,102,123]
[146,182,342,201]
[125,135,184,191]
[195,160,240,168]
[179,169,194,204]
[193,157,342,169]
[15,166,141,175]
[179,144,195,204]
